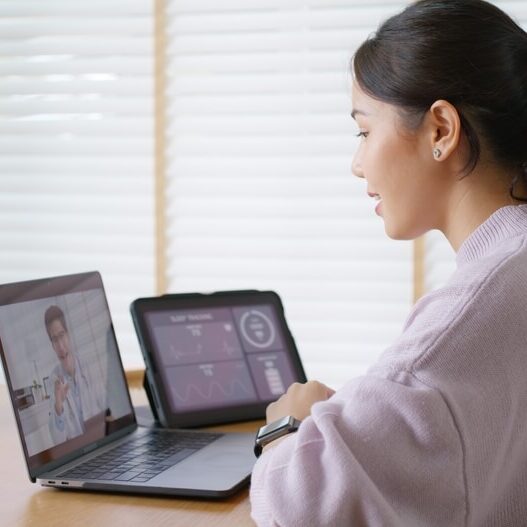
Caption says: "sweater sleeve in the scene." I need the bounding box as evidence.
[250,371,466,527]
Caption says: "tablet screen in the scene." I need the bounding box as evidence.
[145,305,298,412]
[131,291,307,426]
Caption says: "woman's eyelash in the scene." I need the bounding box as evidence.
[355,131,368,138]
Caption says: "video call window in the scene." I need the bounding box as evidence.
[0,289,131,462]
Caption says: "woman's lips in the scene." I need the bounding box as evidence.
[368,191,383,216]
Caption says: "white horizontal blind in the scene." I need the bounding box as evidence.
[0,0,155,369]
[424,231,456,293]
[424,0,527,293]
[163,0,413,389]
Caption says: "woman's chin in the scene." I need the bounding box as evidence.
[384,219,427,241]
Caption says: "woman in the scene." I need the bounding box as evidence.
[250,0,527,525]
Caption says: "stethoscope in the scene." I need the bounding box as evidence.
[59,358,89,427]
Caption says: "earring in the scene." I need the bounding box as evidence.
[433,147,442,159]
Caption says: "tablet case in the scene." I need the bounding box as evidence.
[131,290,306,428]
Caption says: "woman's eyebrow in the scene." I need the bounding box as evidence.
[350,109,368,120]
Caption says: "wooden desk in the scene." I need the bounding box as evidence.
[0,383,261,527]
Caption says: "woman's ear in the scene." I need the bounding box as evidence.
[427,99,462,162]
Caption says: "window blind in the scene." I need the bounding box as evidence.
[163,0,413,389]
[3,0,519,384]
[423,0,527,293]
[0,0,155,368]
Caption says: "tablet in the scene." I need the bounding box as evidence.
[130,290,307,428]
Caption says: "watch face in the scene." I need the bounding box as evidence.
[255,415,301,457]
[258,416,292,438]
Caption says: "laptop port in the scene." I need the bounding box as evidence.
[61,481,69,485]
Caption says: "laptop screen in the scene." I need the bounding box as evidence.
[0,272,135,476]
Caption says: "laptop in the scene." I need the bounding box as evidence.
[0,271,256,497]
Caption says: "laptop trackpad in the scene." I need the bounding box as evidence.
[155,435,255,490]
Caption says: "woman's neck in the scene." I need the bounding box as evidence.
[441,165,521,252]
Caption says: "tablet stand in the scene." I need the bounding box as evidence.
[143,372,160,423]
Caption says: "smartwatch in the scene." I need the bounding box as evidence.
[254,415,301,457]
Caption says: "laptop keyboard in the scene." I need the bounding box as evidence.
[58,430,222,483]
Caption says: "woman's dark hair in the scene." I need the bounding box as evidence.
[352,0,527,201]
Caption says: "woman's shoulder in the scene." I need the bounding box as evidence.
[372,237,527,376]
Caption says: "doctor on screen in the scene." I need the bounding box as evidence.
[44,305,105,444]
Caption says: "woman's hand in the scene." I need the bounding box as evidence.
[266,380,335,423]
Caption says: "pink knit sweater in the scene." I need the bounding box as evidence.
[250,205,527,526]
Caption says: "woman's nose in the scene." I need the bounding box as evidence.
[352,156,364,179]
